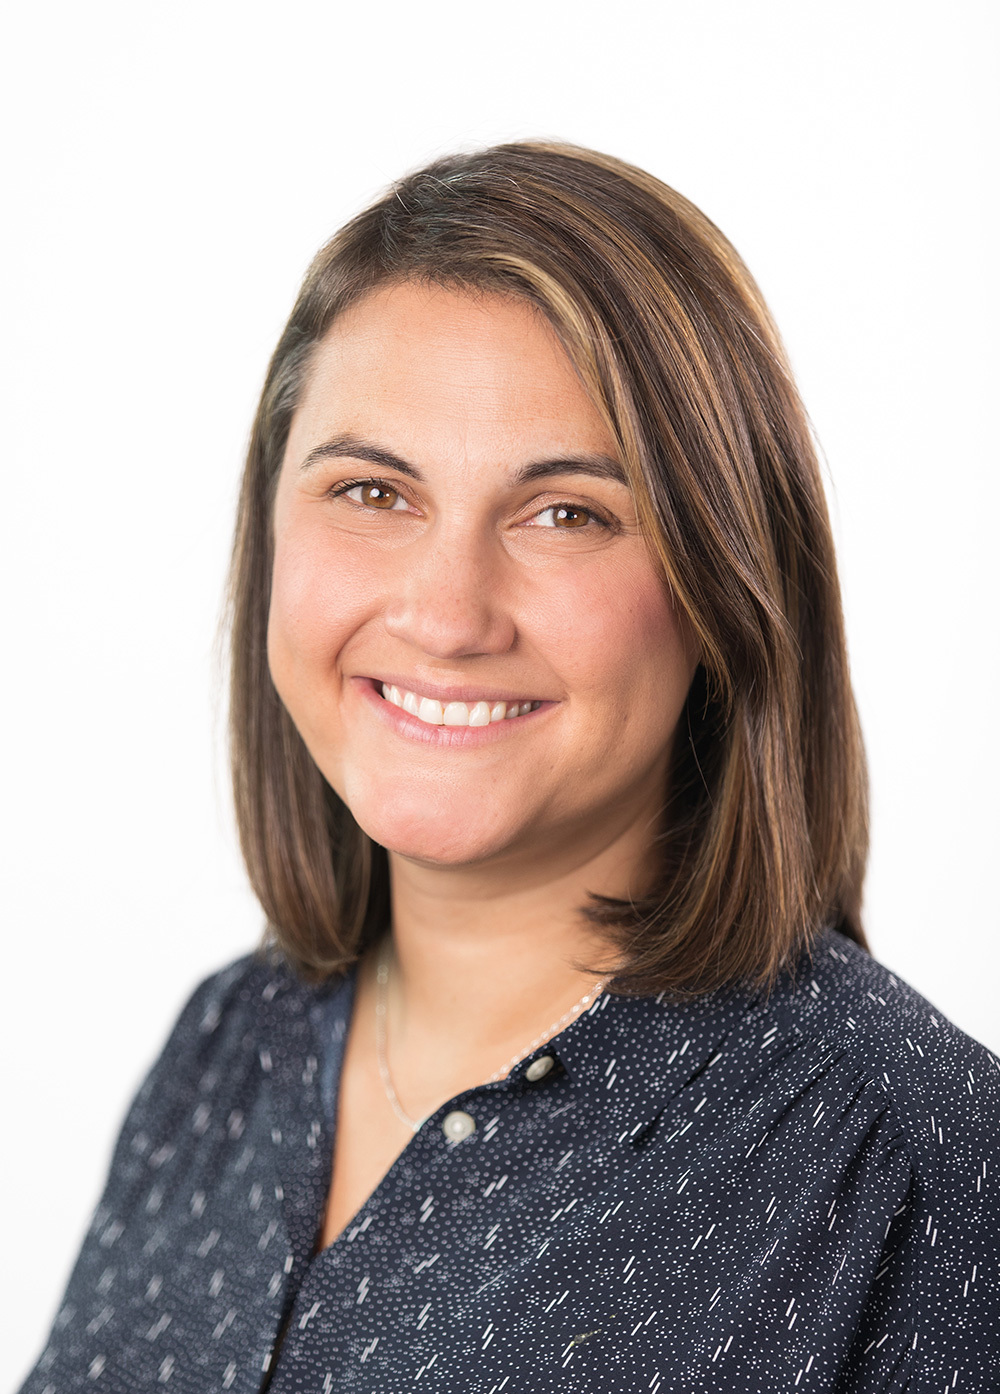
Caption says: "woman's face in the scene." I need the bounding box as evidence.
[269,281,699,878]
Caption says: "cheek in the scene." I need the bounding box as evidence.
[528,554,693,712]
[266,523,372,692]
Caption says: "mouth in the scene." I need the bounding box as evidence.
[379,682,543,728]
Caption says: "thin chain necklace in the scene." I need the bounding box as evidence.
[374,936,611,1134]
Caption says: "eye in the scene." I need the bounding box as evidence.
[331,478,410,511]
[531,503,605,530]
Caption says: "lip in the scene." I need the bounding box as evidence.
[354,677,554,747]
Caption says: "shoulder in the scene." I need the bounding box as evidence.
[765,927,1000,1172]
[139,951,267,1076]
[91,949,318,1212]
[772,926,998,1078]
[125,948,302,1129]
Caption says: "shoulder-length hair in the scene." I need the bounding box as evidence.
[228,140,869,996]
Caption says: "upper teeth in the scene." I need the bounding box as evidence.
[380,684,539,727]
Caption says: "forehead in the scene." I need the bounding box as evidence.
[287,280,617,466]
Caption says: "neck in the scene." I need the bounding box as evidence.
[376,812,654,1076]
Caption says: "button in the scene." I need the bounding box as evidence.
[525,1054,555,1082]
[442,1110,476,1142]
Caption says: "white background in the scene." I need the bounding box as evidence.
[3,0,996,1383]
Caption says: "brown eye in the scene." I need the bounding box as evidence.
[533,504,595,529]
[553,506,589,528]
[335,479,408,510]
[529,502,610,532]
[358,483,400,509]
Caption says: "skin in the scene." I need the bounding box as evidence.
[267,280,701,1242]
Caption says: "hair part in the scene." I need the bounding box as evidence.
[227,140,869,997]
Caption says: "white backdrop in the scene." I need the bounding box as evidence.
[3,0,996,1384]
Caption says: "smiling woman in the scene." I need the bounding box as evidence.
[266,282,697,901]
[20,143,999,1393]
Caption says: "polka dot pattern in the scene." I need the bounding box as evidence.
[19,928,1000,1392]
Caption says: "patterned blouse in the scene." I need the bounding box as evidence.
[19,927,1000,1392]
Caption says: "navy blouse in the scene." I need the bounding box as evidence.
[20,927,1000,1392]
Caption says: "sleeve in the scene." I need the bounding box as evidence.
[17,956,260,1393]
[834,1023,1000,1393]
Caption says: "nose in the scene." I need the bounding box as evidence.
[382,525,517,660]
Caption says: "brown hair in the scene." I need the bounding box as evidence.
[227,140,869,996]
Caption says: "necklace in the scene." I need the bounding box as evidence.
[374,936,611,1133]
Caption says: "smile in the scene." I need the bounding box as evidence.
[380,683,542,727]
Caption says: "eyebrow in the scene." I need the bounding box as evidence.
[298,433,628,488]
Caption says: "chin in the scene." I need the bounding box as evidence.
[345,781,522,868]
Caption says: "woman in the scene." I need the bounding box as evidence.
[21,142,998,1392]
